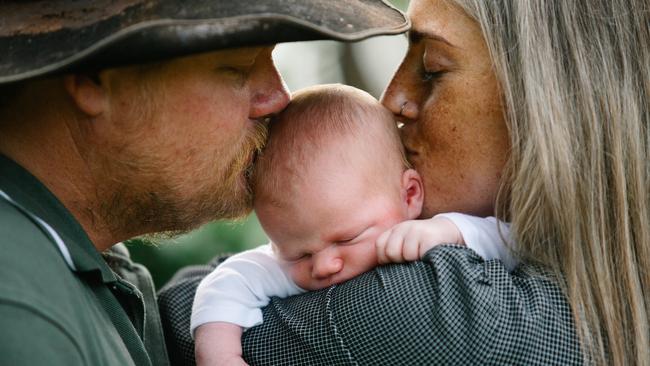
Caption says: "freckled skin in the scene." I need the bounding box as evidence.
[381,0,510,217]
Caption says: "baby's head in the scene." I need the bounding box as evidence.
[253,84,423,290]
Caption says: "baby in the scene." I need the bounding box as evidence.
[191,84,516,365]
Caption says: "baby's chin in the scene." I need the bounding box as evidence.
[296,271,367,291]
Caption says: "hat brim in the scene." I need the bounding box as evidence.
[0,0,409,84]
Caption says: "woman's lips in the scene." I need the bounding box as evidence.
[404,146,419,157]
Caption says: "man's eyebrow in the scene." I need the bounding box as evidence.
[409,30,455,47]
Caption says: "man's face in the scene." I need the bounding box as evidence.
[90,46,289,235]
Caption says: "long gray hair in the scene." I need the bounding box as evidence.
[451,0,650,364]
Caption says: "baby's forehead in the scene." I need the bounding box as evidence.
[254,85,406,205]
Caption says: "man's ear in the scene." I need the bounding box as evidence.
[63,74,107,117]
[401,168,424,219]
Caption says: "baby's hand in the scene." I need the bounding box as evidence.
[195,322,249,366]
[376,217,464,264]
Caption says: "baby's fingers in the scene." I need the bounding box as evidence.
[384,229,407,263]
[401,230,421,262]
[376,229,392,264]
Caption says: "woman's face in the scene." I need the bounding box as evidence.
[382,0,509,218]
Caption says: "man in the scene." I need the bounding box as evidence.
[0,1,408,365]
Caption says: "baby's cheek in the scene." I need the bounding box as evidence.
[345,241,380,275]
[289,262,312,289]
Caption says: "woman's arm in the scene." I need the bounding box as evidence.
[241,246,583,365]
[158,246,583,366]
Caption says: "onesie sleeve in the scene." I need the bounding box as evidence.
[190,243,305,337]
[434,212,518,271]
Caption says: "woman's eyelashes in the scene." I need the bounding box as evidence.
[421,49,453,84]
[422,70,445,83]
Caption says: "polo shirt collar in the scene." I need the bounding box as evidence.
[0,154,117,284]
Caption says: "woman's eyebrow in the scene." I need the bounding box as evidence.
[409,30,455,47]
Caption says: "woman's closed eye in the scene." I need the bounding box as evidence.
[421,49,453,84]
[422,70,445,83]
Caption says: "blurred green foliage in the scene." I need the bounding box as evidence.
[127,0,409,289]
[391,0,409,10]
[126,214,268,288]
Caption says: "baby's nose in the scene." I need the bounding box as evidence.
[312,255,343,280]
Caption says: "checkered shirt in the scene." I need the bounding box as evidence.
[158,246,584,365]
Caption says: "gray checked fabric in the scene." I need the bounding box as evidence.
[158,246,584,365]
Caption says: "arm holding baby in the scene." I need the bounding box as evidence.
[192,213,514,365]
[191,244,304,366]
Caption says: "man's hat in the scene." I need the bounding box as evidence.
[0,0,409,85]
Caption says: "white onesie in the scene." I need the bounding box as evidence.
[190,212,515,337]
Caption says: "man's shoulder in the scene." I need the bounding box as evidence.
[0,200,138,365]
[0,198,89,332]
[0,197,71,283]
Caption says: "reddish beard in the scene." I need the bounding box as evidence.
[102,121,269,239]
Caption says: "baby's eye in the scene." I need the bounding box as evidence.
[336,229,368,245]
[288,253,311,262]
[337,238,354,245]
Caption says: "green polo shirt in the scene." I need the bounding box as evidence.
[0,155,168,366]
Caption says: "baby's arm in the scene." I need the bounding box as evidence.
[195,323,247,366]
[192,244,305,365]
[376,213,516,271]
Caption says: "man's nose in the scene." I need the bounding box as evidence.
[249,50,290,119]
[311,251,343,280]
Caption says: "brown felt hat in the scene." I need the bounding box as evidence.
[0,0,409,84]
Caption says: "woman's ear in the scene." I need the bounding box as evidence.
[63,73,107,117]
[401,168,424,219]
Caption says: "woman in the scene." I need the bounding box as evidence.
[160,0,649,364]
[382,0,649,364]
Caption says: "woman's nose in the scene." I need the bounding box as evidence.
[249,50,290,119]
[381,67,419,121]
[311,252,343,279]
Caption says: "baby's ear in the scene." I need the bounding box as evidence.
[401,168,424,219]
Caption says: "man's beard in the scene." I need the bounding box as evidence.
[101,122,269,239]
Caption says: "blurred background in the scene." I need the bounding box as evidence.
[127,0,410,289]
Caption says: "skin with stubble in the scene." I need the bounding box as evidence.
[381,0,509,218]
[86,47,286,241]
[0,46,290,251]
